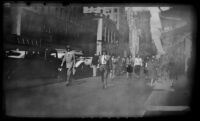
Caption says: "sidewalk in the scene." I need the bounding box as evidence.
[143,75,191,116]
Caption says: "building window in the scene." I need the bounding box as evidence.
[114,8,118,12]
[34,6,37,10]
[60,8,63,17]
[41,6,44,12]
[48,6,50,14]
[45,6,48,13]
[55,7,58,16]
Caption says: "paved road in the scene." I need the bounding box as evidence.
[5,75,153,117]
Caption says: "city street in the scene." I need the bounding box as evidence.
[4,72,190,117]
[5,74,153,117]
[3,3,193,117]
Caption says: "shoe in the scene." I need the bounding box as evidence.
[66,81,70,86]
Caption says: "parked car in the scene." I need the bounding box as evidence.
[5,48,27,59]
[50,48,83,59]
[75,57,93,67]
[51,48,92,68]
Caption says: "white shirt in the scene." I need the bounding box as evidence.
[134,57,142,66]
[101,55,107,64]
[64,51,74,63]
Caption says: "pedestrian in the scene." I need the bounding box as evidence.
[146,56,157,86]
[134,54,142,78]
[60,45,76,86]
[99,51,109,89]
[91,53,99,77]
[139,56,143,75]
[122,57,126,74]
[143,56,149,79]
[126,55,133,79]
[168,61,176,87]
[111,55,117,79]
[106,53,112,80]
[116,56,122,75]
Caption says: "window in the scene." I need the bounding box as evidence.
[60,8,63,17]
[55,7,58,16]
[48,6,50,14]
[114,8,118,12]
[34,6,37,10]
[41,6,44,12]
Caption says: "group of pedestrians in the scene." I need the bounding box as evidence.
[59,45,163,89]
[90,51,146,89]
[125,55,143,79]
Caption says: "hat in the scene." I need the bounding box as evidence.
[66,45,70,49]
[102,50,107,54]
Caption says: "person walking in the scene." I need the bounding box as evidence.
[122,57,126,74]
[126,55,133,79]
[146,56,157,86]
[60,45,76,86]
[91,53,99,77]
[134,55,142,78]
[99,51,109,89]
[143,56,149,79]
[116,56,122,76]
[110,55,117,79]
[106,53,112,79]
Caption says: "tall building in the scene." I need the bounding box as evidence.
[3,3,98,55]
[83,6,129,56]
[125,7,168,58]
[126,7,140,58]
[83,7,120,29]
[159,6,193,74]
[136,10,156,57]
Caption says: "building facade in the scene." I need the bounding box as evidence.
[159,6,193,75]
[83,6,129,56]
[3,3,98,55]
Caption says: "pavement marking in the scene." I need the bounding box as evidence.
[144,91,154,106]
[142,88,190,117]
[146,105,190,111]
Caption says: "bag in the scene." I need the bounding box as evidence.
[99,64,106,72]
[127,65,133,72]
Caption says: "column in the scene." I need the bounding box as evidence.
[111,31,113,44]
[113,32,115,43]
[12,6,22,36]
[184,36,191,73]
[104,26,107,42]
[107,28,110,43]
[96,18,103,55]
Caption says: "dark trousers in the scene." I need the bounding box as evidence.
[99,64,108,86]
[134,65,141,75]
[59,67,72,82]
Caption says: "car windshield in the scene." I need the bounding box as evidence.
[7,51,21,56]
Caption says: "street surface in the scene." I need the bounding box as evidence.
[3,61,191,117]
[5,74,153,117]
[4,59,190,117]
[5,73,191,117]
